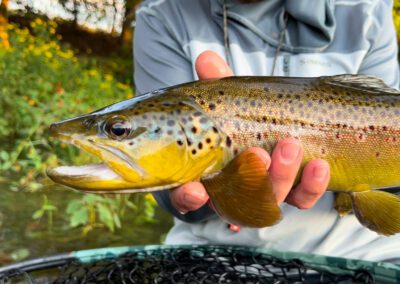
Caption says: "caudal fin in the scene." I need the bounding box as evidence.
[351,190,400,236]
[202,151,282,227]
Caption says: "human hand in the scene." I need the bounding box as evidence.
[170,50,330,215]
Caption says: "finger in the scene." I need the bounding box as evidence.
[195,50,233,79]
[268,137,304,204]
[170,181,209,213]
[285,159,330,209]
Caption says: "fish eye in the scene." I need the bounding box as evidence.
[105,117,132,140]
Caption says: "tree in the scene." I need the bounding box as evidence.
[120,0,140,49]
[0,0,10,49]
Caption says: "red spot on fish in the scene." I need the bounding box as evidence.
[228,224,241,232]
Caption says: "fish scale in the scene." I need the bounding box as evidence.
[179,76,400,191]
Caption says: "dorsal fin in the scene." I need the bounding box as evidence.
[319,74,400,95]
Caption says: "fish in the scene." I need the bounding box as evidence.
[47,74,400,236]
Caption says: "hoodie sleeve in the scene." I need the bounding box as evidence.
[359,0,400,89]
[133,5,217,223]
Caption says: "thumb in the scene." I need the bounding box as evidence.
[195,50,233,80]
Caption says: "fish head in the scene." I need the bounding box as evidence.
[47,92,226,193]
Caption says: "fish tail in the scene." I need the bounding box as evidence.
[202,151,282,227]
[350,190,400,236]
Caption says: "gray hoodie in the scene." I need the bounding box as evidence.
[134,0,400,261]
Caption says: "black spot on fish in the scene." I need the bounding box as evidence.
[256,133,261,140]
[219,90,224,95]
[226,136,232,147]
[206,138,211,144]
[167,120,175,126]
[192,149,197,155]
[155,127,161,134]
[187,138,192,146]
[191,127,197,133]
[212,127,218,133]
[148,103,154,107]
[272,118,277,125]
[264,87,269,92]
[277,94,283,99]
[209,103,216,111]
[177,140,183,146]
[129,142,134,146]
[200,100,205,105]
[198,142,203,150]
[369,125,375,131]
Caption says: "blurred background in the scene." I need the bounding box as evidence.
[0,0,399,265]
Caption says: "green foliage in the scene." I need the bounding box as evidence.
[66,193,157,234]
[0,19,157,232]
[32,194,57,228]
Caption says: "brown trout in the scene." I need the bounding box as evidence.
[47,75,400,235]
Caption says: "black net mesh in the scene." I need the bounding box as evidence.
[0,246,375,284]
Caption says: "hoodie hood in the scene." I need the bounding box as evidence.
[211,0,336,53]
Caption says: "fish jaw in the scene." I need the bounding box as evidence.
[48,117,150,191]
[46,163,140,191]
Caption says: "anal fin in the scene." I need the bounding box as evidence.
[350,190,400,236]
[202,151,282,228]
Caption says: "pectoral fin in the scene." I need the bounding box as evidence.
[349,190,400,236]
[202,151,282,228]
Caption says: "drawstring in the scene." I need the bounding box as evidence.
[222,0,289,76]
[222,0,232,68]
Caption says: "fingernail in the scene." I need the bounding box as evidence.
[183,192,205,207]
[313,165,328,180]
[280,142,300,164]
[178,210,188,215]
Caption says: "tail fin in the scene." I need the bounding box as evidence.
[202,151,282,227]
[351,190,400,236]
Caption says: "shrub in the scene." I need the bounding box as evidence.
[0,19,157,232]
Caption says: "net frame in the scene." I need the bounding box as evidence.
[0,245,399,283]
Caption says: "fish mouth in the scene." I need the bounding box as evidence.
[47,131,146,192]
